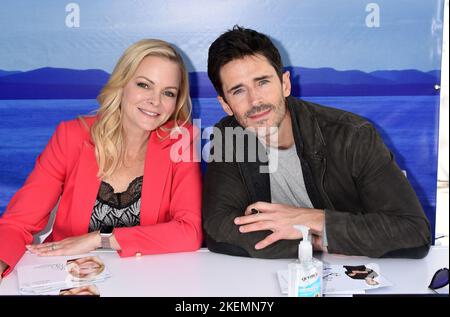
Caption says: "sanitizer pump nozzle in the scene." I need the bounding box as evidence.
[293,225,312,263]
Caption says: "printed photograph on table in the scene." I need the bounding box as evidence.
[17,255,111,295]
[59,284,100,296]
[343,264,380,286]
[66,256,107,282]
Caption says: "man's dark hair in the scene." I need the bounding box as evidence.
[207,25,284,98]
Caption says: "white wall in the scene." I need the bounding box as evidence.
[438,0,449,181]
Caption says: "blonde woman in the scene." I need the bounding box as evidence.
[0,39,202,279]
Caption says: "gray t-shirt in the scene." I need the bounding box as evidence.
[267,145,328,247]
[267,145,313,208]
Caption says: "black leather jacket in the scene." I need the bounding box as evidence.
[202,96,431,259]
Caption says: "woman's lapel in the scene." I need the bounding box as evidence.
[140,131,172,225]
[70,140,101,236]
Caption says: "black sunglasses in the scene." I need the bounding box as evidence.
[428,268,449,290]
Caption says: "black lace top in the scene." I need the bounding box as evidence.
[88,176,143,232]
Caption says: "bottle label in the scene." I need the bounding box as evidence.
[297,276,321,297]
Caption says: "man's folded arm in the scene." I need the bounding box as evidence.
[202,160,297,258]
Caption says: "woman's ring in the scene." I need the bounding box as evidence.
[51,244,57,251]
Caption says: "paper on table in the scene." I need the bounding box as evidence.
[274,270,360,296]
[19,284,101,296]
[277,263,393,296]
[17,255,111,295]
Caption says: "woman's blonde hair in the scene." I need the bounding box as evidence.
[91,39,192,179]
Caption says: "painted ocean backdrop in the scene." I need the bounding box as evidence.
[0,95,439,236]
[0,67,441,238]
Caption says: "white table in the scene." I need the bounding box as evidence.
[1,246,448,296]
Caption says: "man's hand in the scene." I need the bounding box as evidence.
[234,202,325,250]
[26,232,101,256]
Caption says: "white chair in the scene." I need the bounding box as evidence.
[32,201,58,244]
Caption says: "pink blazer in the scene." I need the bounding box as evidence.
[0,116,202,276]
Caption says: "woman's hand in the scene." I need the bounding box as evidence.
[0,260,8,282]
[26,232,101,256]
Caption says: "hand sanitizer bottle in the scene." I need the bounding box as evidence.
[288,225,323,297]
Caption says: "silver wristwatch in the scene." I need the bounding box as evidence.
[100,226,114,249]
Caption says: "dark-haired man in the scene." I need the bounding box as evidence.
[202,26,431,259]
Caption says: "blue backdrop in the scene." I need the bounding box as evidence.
[0,0,445,241]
